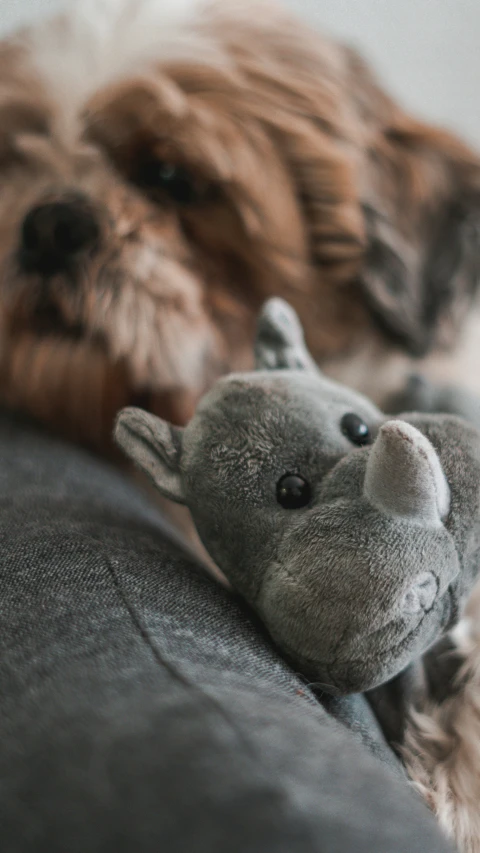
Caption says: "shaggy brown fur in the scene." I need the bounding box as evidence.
[0,0,479,455]
[403,584,480,853]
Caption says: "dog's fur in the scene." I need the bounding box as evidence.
[0,2,480,846]
[403,586,480,853]
[0,0,479,452]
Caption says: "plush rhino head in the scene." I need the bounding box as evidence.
[115,299,469,693]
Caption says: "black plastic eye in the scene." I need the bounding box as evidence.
[341,413,370,446]
[276,474,311,509]
[134,158,209,205]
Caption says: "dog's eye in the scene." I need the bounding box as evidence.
[341,413,370,446]
[276,474,311,509]
[134,158,209,205]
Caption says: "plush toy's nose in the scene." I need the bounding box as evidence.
[401,572,437,614]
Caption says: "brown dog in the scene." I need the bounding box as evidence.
[0,0,479,453]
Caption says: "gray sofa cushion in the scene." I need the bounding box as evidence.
[0,412,453,852]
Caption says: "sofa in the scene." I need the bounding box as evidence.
[0,409,454,852]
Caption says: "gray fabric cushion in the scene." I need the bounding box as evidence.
[0,412,454,852]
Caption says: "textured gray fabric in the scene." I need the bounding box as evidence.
[116,298,480,695]
[0,410,453,852]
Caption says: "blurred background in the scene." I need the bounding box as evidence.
[0,0,478,147]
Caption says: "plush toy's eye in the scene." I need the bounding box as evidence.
[341,413,370,446]
[134,158,209,205]
[276,474,311,509]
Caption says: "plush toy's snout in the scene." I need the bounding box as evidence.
[254,417,455,692]
[401,572,437,615]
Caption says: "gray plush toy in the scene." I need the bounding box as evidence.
[115,299,480,696]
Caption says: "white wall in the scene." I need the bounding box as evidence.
[284,0,480,148]
[0,0,64,32]
[0,0,478,148]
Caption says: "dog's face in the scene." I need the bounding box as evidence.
[1,0,479,450]
[0,14,324,442]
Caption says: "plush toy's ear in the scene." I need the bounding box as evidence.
[254,298,320,372]
[364,420,450,526]
[114,407,185,504]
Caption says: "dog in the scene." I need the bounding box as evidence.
[0,0,479,454]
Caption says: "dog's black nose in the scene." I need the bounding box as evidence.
[20,200,99,275]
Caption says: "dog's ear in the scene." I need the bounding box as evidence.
[423,194,480,331]
[360,204,425,354]
[255,297,320,372]
[115,407,185,504]
[360,125,480,357]
[361,198,480,356]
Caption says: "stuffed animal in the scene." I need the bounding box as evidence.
[115,299,480,696]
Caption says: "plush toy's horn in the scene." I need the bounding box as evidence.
[254,298,320,373]
[364,420,450,526]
